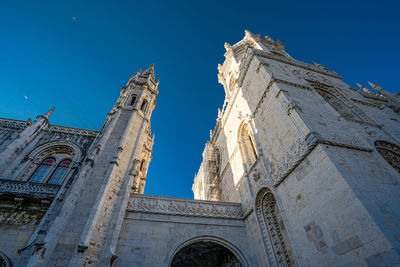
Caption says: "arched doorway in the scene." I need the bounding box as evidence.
[170,241,242,267]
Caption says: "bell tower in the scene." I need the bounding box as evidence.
[23,66,158,267]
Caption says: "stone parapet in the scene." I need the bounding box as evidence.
[127,194,244,219]
[0,179,60,198]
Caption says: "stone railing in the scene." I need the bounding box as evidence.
[0,118,27,130]
[0,179,60,198]
[127,194,244,219]
[48,125,98,137]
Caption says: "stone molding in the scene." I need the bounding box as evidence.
[0,179,60,198]
[0,117,27,130]
[48,125,97,137]
[272,132,373,186]
[253,49,342,79]
[127,194,244,219]
[0,117,98,136]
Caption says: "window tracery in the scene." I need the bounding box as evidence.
[47,159,72,184]
[239,123,258,168]
[29,157,55,183]
[20,142,80,185]
[375,140,400,173]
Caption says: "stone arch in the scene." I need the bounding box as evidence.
[18,141,81,183]
[238,121,258,169]
[169,236,249,267]
[0,251,12,267]
[255,188,297,266]
[375,140,400,173]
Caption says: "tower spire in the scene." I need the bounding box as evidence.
[43,107,55,119]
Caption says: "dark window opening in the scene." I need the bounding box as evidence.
[130,95,137,106]
[141,100,148,112]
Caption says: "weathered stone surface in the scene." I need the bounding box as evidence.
[0,31,399,266]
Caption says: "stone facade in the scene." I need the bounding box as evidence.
[0,31,399,266]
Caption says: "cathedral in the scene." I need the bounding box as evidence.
[0,31,399,266]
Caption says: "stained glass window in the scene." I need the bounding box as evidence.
[29,158,55,183]
[48,159,71,184]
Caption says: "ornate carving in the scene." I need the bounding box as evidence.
[375,140,400,173]
[256,190,294,267]
[0,118,27,130]
[309,80,378,125]
[272,132,373,186]
[48,125,98,137]
[127,194,243,219]
[0,179,60,197]
[253,49,341,79]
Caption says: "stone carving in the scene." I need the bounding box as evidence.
[127,194,243,219]
[309,80,378,125]
[0,252,12,267]
[0,209,43,225]
[253,49,341,79]
[375,140,400,173]
[272,132,373,186]
[48,125,98,137]
[0,179,60,197]
[256,190,294,267]
[0,118,27,130]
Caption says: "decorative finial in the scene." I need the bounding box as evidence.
[356,83,372,94]
[224,42,231,51]
[209,129,213,139]
[217,64,223,73]
[245,30,253,37]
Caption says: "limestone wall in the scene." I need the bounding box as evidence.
[115,194,259,267]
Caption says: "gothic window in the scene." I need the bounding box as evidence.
[375,140,400,173]
[309,81,360,121]
[29,157,55,183]
[130,95,137,106]
[256,189,297,266]
[239,123,258,168]
[21,142,80,185]
[140,99,148,112]
[47,159,72,184]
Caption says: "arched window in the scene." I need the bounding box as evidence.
[140,99,148,112]
[47,159,72,184]
[29,157,55,183]
[239,123,258,168]
[375,140,400,173]
[130,95,137,106]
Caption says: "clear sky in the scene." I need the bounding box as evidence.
[1,0,399,198]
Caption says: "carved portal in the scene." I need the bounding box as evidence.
[256,189,296,267]
[171,241,241,267]
[375,140,400,173]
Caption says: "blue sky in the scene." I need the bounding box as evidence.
[1,0,399,198]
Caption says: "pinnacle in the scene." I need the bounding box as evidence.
[143,64,155,75]
[43,107,55,119]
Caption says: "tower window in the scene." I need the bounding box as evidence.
[130,95,137,106]
[141,100,148,112]
[29,157,55,183]
[239,123,258,168]
[47,159,72,184]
